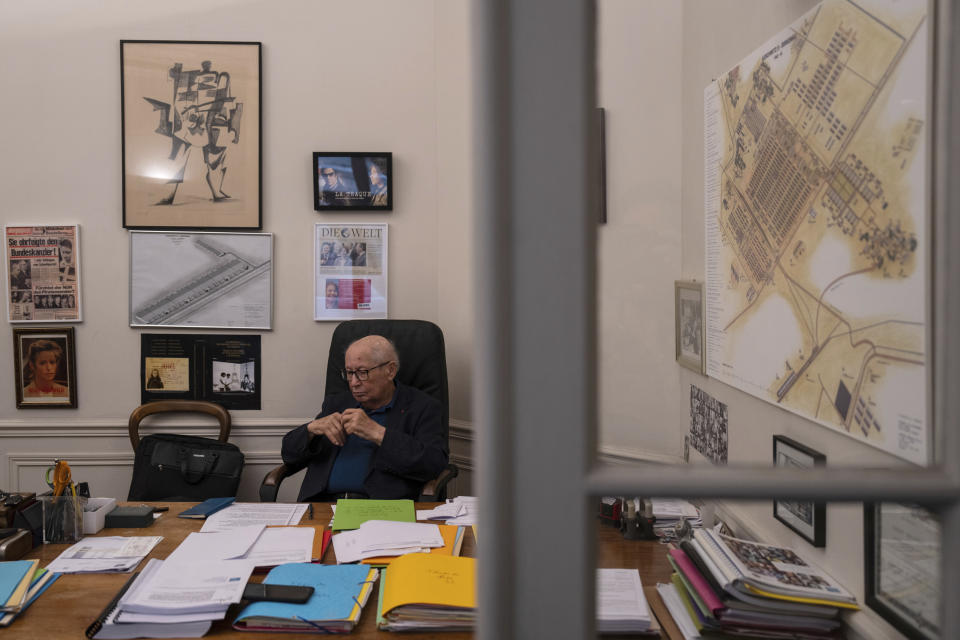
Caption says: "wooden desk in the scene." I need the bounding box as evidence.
[7,504,673,639]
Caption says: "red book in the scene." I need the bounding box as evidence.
[668,547,727,616]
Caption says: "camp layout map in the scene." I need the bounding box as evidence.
[704,0,928,463]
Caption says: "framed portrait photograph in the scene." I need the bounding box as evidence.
[675,280,705,374]
[313,152,392,211]
[772,435,826,547]
[129,231,272,330]
[5,224,82,323]
[13,327,77,409]
[121,40,262,230]
[864,503,940,640]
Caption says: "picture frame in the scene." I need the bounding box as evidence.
[13,327,77,409]
[313,152,393,211]
[675,280,705,374]
[129,231,273,330]
[121,40,262,230]
[864,503,940,640]
[314,223,388,321]
[5,224,82,323]
[141,334,261,410]
[772,435,826,547]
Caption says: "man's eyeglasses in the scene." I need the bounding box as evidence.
[321,171,335,177]
[340,361,392,381]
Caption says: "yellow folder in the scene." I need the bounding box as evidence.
[381,554,476,614]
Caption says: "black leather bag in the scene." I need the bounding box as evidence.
[127,433,245,501]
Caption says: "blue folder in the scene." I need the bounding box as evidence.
[234,563,377,632]
[177,497,236,519]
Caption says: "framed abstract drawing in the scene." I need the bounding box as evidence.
[121,40,262,230]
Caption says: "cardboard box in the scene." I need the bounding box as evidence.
[82,497,117,534]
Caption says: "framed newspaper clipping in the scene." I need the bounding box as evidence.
[121,40,262,230]
[314,223,388,321]
[675,280,705,374]
[13,326,77,409]
[6,225,81,323]
[129,231,272,329]
[864,503,940,640]
[772,435,826,547]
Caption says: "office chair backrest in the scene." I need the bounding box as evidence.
[324,320,449,434]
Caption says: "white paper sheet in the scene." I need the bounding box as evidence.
[332,520,444,564]
[164,526,264,564]
[45,536,163,573]
[120,558,255,614]
[199,502,308,532]
[240,526,314,566]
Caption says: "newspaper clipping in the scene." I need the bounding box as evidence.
[314,223,388,321]
[6,225,81,322]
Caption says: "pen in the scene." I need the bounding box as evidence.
[308,504,314,520]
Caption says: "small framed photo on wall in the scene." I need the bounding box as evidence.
[13,326,77,408]
[675,280,705,374]
[313,152,392,211]
[772,435,826,547]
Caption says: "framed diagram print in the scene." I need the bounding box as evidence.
[129,231,272,329]
[121,40,262,230]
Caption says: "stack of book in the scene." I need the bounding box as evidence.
[0,560,59,627]
[377,554,476,632]
[660,529,857,639]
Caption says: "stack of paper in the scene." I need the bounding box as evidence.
[442,496,478,526]
[0,564,59,627]
[332,520,445,564]
[233,563,377,633]
[651,499,702,539]
[45,536,162,573]
[377,554,476,632]
[361,524,464,566]
[87,557,255,639]
[596,569,652,634]
[200,502,308,532]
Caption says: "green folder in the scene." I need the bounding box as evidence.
[330,499,416,531]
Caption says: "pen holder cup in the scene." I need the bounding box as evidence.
[41,495,86,544]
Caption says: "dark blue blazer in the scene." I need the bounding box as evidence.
[281,383,449,501]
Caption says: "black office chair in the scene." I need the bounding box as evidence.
[127,400,245,501]
[259,319,459,502]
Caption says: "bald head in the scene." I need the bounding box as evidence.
[344,335,400,410]
[346,335,399,369]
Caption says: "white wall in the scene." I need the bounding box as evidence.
[0,0,474,500]
[597,0,685,461]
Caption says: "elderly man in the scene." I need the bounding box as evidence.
[281,335,448,501]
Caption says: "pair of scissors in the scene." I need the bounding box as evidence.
[45,459,73,497]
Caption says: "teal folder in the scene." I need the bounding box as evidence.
[0,561,34,606]
[233,563,377,632]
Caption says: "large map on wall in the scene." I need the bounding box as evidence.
[704,0,929,464]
